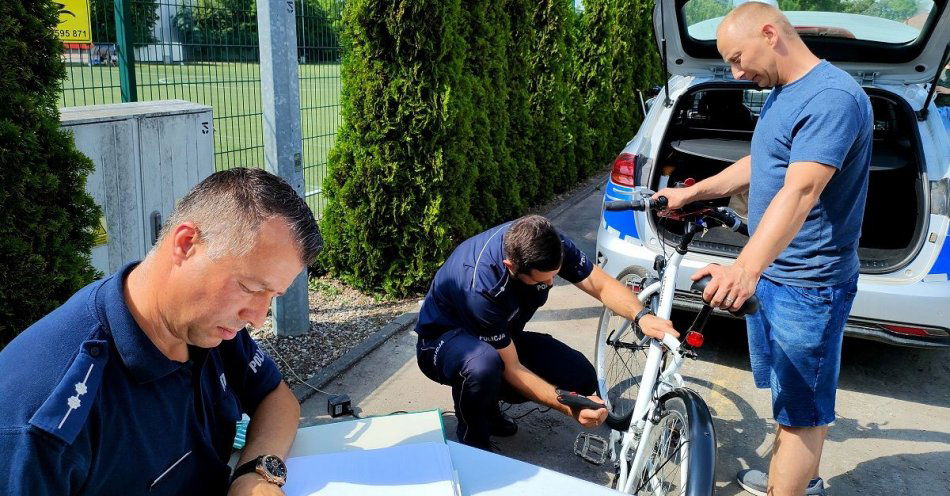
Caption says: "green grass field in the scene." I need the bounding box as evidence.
[60,62,341,217]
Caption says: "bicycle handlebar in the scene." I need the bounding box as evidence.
[703,208,748,236]
[690,275,760,316]
[604,196,668,212]
[605,195,747,235]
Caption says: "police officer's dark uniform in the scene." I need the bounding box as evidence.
[0,263,282,495]
[415,222,598,449]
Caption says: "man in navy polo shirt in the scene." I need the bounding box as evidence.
[655,3,871,495]
[416,215,678,450]
[0,168,321,495]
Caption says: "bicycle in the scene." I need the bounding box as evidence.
[557,187,759,495]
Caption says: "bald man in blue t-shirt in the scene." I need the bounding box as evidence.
[655,4,871,496]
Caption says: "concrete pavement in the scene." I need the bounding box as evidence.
[299,183,950,495]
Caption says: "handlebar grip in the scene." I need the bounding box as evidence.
[605,199,646,211]
[689,275,761,316]
[654,196,669,210]
[556,390,606,411]
[737,295,759,315]
[605,201,633,211]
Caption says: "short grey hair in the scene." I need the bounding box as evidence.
[155,168,321,263]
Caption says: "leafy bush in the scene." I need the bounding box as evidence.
[320,0,662,296]
[318,0,477,295]
[0,1,101,346]
[578,0,662,169]
[608,0,663,149]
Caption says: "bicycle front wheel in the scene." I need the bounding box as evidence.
[594,267,652,424]
[629,389,716,496]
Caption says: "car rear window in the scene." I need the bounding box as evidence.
[682,0,937,45]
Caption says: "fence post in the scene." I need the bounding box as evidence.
[257,0,309,336]
[114,0,137,102]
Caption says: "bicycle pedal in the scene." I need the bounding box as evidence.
[573,432,609,465]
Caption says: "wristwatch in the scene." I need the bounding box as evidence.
[231,454,287,487]
[633,307,654,327]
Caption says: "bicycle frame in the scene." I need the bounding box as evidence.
[609,251,693,493]
[594,190,751,493]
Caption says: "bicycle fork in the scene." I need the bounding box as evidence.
[617,339,666,492]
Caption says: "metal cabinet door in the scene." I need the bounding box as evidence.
[138,110,214,253]
[68,118,146,274]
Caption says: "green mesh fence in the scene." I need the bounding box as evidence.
[296,0,342,219]
[58,0,342,218]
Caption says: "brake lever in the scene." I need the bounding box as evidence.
[634,187,656,197]
[715,206,743,231]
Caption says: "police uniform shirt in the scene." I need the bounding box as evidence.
[0,263,283,495]
[416,222,594,348]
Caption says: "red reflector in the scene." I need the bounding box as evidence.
[611,153,637,187]
[685,331,704,347]
[683,177,696,187]
[881,325,930,337]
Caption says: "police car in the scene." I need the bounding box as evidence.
[596,0,950,347]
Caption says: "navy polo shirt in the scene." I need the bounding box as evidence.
[0,263,283,495]
[416,222,593,348]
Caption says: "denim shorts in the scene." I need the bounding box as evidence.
[745,274,858,427]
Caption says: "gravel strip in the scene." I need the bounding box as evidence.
[249,276,417,389]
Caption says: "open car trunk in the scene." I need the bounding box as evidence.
[649,83,928,274]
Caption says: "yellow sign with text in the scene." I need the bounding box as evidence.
[55,0,92,43]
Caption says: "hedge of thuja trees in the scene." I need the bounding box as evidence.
[579,0,663,169]
[318,0,476,296]
[0,2,101,345]
[606,0,663,155]
[320,0,662,296]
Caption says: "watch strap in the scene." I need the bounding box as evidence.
[634,307,653,327]
[230,455,287,487]
[231,456,262,484]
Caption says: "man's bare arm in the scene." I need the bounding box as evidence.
[734,161,835,277]
[654,155,752,208]
[496,343,606,428]
[573,265,678,339]
[229,382,300,494]
[697,161,836,310]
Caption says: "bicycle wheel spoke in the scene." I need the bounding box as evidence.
[635,439,688,495]
[634,407,689,496]
[598,306,650,420]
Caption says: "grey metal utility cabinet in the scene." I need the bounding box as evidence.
[60,100,214,275]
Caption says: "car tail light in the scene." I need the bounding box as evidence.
[685,331,704,348]
[611,153,637,187]
[881,324,931,337]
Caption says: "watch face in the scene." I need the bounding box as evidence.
[262,455,287,479]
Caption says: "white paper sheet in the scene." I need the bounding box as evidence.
[282,441,459,496]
